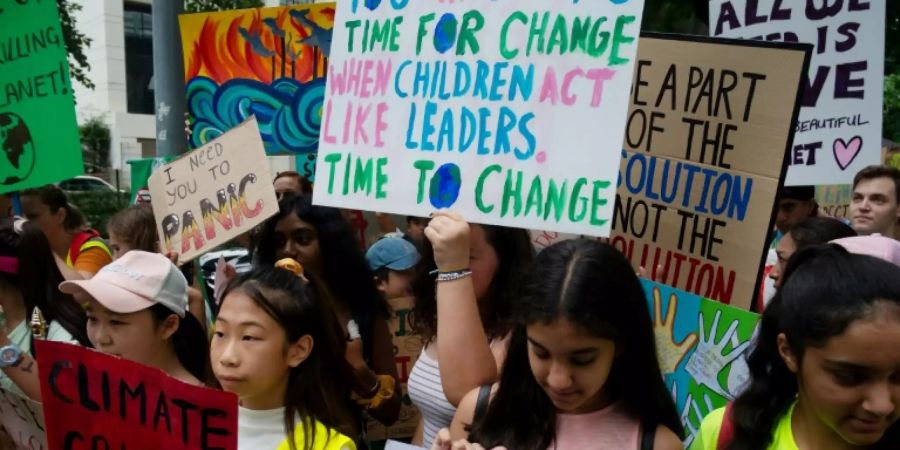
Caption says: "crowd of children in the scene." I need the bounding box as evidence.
[0,161,899,450]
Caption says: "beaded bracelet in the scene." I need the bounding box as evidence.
[435,269,472,282]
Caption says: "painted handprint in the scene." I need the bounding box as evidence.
[685,310,752,398]
[652,287,699,374]
[676,381,717,448]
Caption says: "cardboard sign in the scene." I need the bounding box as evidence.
[610,35,810,309]
[642,279,759,447]
[148,117,279,263]
[36,341,238,450]
[0,387,46,450]
[179,3,335,154]
[313,0,646,237]
[816,184,853,219]
[0,0,83,194]
[710,0,885,186]
[365,296,423,441]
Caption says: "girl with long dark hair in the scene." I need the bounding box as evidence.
[693,245,900,450]
[432,239,683,450]
[0,218,90,400]
[212,264,357,450]
[256,194,401,431]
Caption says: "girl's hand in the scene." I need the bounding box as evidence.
[432,429,507,450]
[425,211,470,272]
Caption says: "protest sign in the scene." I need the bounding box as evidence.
[313,0,646,237]
[642,279,759,447]
[710,0,885,186]
[148,117,279,263]
[36,340,238,450]
[0,387,46,450]
[610,35,810,309]
[180,3,335,155]
[128,157,175,204]
[816,184,852,219]
[365,296,423,440]
[0,0,82,194]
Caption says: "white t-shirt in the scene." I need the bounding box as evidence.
[237,406,356,450]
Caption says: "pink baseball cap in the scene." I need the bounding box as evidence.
[831,234,900,267]
[60,250,188,317]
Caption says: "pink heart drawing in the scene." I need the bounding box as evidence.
[833,136,863,171]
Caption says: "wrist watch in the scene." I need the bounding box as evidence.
[0,344,24,368]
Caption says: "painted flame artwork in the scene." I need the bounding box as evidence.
[179,4,334,155]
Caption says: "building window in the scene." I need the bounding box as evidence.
[124,2,154,115]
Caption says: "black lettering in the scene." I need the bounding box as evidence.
[172,399,200,444]
[153,391,173,434]
[49,360,74,404]
[78,364,100,412]
[63,431,84,450]
[119,379,147,425]
[834,61,866,99]
[201,408,230,450]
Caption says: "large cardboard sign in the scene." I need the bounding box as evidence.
[364,296,423,441]
[0,0,83,194]
[149,117,279,263]
[610,35,810,309]
[313,0,646,237]
[36,341,238,450]
[0,387,46,450]
[180,3,335,154]
[710,0,885,186]
[643,279,759,447]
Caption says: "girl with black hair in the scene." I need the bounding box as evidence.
[408,212,535,448]
[432,239,683,450]
[212,264,357,450]
[256,194,401,430]
[59,250,212,386]
[0,218,90,400]
[693,245,900,450]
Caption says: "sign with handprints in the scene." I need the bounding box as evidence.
[642,279,759,446]
[179,4,335,155]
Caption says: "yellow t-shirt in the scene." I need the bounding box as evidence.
[690,402,799,450]
[238,406,355,450]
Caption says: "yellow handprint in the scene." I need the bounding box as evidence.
[652,287,699,374]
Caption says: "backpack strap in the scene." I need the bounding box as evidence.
[639,419,655,450]
[717,402,735,450]
[473,384,492,423]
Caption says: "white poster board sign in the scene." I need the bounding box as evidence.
[710,0,885,186]
[313,0,646,237]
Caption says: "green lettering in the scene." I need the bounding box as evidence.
[568,178,588,223]
[345,20,362,53]
[544,179,567,222]
[324,153,343,195]
[500,12,527,59]
[525,175,544,218]
[413,160,436,204]
[457,10,485,56]
[376,158,389,199]
[590,180,611,226]
[547,15,568,55]
[501,169,523,218]
[610,15,636,65]
[416,14,436,56]
[570,17,591,53]
[354,157,373,195]
[476,165,502,213]
[588,17,609,58]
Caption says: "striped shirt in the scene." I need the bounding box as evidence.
[408,347,455,449]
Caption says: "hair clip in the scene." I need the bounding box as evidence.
[275,258,305,278]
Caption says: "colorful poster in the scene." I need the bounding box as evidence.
[0,387,46,450]
[365,296,423,441]
[611,35,810,309]
[148,117,280,264]
[36,341,238,450]
[179,4,335,154]
[0,0,83,194]
[710,0,885,186]
[642,279,760,447]
[313,0,646,237]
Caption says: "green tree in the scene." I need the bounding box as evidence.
[59,0,93,89]
[184,0,264,13]
[79,116,111,174]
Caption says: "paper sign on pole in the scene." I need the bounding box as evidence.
[36,341,238,450]
[642,279,759,447]
[0,0,83,194]
[610,35,811,309]
[313,0,646,237]
[710,0,885,186]
[0,387,46,450]
[148,117,279,263]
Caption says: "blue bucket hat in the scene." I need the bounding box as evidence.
[366,237,420,272]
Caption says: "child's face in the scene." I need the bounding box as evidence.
[108,232,134,260]
[377,268,416,299]
[211,291,311,410]
[85,299,176,369]
[527,317,617,414]
[780,303,900,446]
[273,214,321,276]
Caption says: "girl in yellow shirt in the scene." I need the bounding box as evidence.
[692,245,900,450]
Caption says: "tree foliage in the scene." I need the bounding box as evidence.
[79,116,111,174]
[58,0,93,89]
[184,0,264,13]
